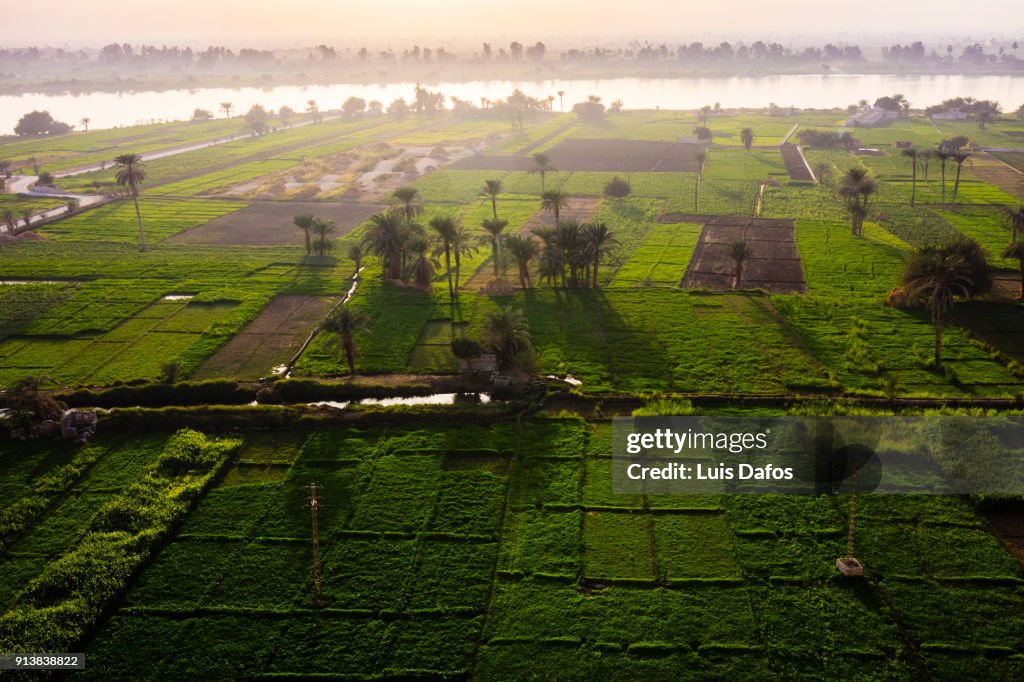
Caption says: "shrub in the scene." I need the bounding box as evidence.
[604,176,632,198]
[451,337,482,359]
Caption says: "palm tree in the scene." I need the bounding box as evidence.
[3,209,16,234]
[481,218,510,278]
[583,222,618,288]
[902,250,975,369]
[294,213,314,254]
[220,102,234,119]
[323,306,367,375]
[307,100,320,123]
[1000,205,1024,242]
[919,149,933,182]
[694,151,707,211]
[405,237,439,288]
[113,153,148,251]
[1004,241,1024,300]
[80,117,90,132]
[740,128,754,152]
[936,148,951,207]
[347,243,363,273]
[729,241,752,289]
[951,150,970,205]
[541,190,569,227]
[901,147,919,207]
[430,215,459,298]
[557,90,565,111]
[530,153,555,193]
[363,211,406,280]
[555,219,585,286]
[485,305,532,368]
[837,167,877,236]
[699,105,711,127]
[10,374,61,420]
[312,218,336,256]
[450,223,477,294]
[481,179,503,221]
[392,186,422,223]
[505,235,540,288]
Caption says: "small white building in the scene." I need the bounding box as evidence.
[931,107,969,121]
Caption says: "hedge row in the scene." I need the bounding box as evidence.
[0,429,240,653]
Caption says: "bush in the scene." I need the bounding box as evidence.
[604,176,632,198]
[451,338,482,359]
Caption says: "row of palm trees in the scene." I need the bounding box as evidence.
[901,138,972,208]
[293,214,336,256]
[357,182,621,295]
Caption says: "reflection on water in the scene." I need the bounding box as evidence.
[307,392,492,409]
[4,74,1023,132]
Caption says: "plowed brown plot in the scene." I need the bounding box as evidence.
[169,200,386,246]
[451,138,703,172]
[463,197,601,291]
[680,217,806,293]
[970,153,1024,199]
[193,295,335,380]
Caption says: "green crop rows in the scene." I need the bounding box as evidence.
[0,420,1019,678]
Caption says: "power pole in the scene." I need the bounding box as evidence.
[306,482,324,607]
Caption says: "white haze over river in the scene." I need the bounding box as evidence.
[2,74,1023,133]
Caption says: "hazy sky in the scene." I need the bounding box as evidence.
[7,0,1021,47]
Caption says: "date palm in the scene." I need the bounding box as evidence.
[694,151,708,211]
[583,222,618,288]
[837,167,877,236]
[481,179,503,221]
[323,306,367,375]
[405,237,439,288]
[450,223,477,294]
[392,186,422,224]
[901,147,919,207]
[220,102,234,119]
[310,218,335,256]
[729,240,752,289]
[740,128,754,152]
[429,215,459,298]
[481,218,509,278]
[113,153,148,251]
[505,235,540,288]
[307,99,320,123]
[363,211,407,280]
[80,117,90,132]
[935,148,951,207]
[530,153,555,193]
[541,189,569,227]
[951,150,970,205]
[1000,205,1024,242]
[903,252,972,368]
[484,305,532,368]
[293,213,314,254]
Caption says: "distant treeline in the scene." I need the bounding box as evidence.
[1,38,1021,68]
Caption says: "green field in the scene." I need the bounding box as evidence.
[1,420,1022,679]
[3,108,1024,678]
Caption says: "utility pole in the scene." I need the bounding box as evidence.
[306,482,324,607]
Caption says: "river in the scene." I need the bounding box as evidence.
[2,74,1023,133]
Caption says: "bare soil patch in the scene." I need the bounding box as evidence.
[680,217,806,293]
[194,295,335,380]
[969,152,1024,199]
[451,138,704,173]
[169,200,386,246]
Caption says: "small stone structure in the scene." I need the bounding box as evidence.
[836,557,864,577]
[61,409,98,442]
